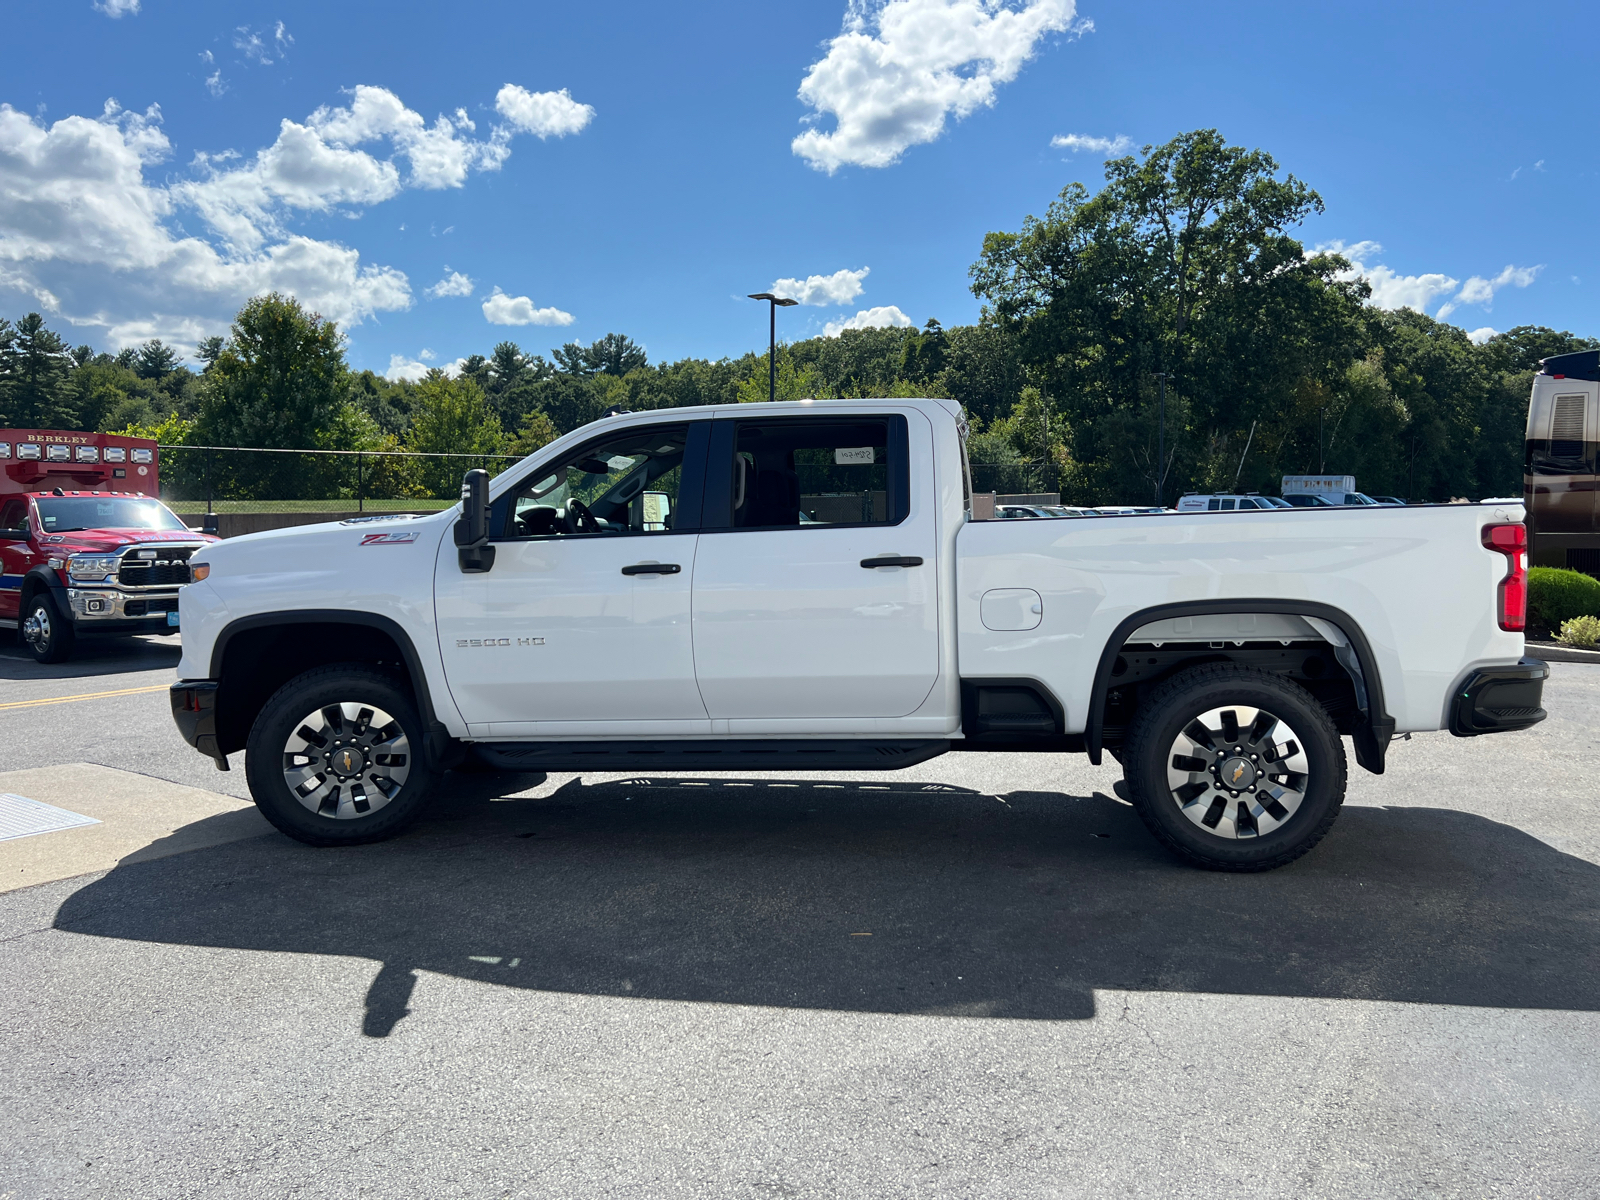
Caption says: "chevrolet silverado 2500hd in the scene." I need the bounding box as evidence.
[170,399,1547,871]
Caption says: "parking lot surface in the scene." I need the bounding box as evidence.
[1,634,1597,1198]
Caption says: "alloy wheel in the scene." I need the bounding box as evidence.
[281,702,412,820]
[1164,704,1311,839]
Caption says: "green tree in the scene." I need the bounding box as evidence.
[1,313,77,428]
[195,293,349,449]
[554,333,648,377]
[404,372,506,497]
[509,409,560,458]
[971,129,1369,503]
[135,339,181,379]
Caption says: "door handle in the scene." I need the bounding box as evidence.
[621,562,682,576]
[860,556,923,569]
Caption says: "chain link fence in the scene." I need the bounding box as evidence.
[152,445,1060,525]
[156,445,520,518]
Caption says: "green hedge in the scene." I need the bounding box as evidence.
[1528,567,1600,627]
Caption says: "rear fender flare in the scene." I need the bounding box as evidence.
[1086,599,1394,774]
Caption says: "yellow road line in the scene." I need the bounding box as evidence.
[0,683,169,711]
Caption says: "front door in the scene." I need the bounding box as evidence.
[435,421,710,733]
[690,411,941,721]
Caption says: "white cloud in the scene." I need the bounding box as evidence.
[234,23,292,66]
[418,348,437,360]
[1317,240,1457,312]
[425,269,474,299]
[770,266,869,306]
[384,354,430,383]
[1467,327,1498,345]
[205,71,226,98]
[94,0,140,15]
[1438,264,1542,318]
[1051,132,1131,156]
[0,83,592,352]
[823,304,914,336]
[793,0,1082,172]
[482,286,574,326]
[1315,239,1544,324]
[494,85,595,138]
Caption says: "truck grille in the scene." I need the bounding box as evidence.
[117,546,198,588]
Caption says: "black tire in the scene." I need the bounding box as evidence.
[21,593,75,664]
[244,664,441,847]
[1123,663,1346,872]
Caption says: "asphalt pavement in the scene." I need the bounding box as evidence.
[1,631,1597,1198]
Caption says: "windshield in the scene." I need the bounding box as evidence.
[35,496,188,533]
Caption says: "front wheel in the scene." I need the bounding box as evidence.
[21,593,75,664]
[1123,664,1347,872]
[244,664,441,846]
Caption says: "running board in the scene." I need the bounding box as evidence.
[471,738,951,773]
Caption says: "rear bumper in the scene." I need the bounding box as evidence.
[1449,657,1549,737]
[170,680,228,769]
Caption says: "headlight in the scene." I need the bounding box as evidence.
[67,555,122,581]
[190,563,211,582]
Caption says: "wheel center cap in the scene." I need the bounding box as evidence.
[332,746,363,777]
[1218,756,1257,790]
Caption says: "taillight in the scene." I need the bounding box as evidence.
[1483,523,1527,632]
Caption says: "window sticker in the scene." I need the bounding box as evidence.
[834,446,875,465]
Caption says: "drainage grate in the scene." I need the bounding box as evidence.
[0,793,100,842]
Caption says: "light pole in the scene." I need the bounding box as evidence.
[748,292,798,402]
[1153,371,1169,506]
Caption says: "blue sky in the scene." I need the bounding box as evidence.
[1,0,1595,379]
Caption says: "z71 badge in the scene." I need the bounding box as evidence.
[359,531,420,546]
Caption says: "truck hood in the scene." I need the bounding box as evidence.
[39,529,219,552]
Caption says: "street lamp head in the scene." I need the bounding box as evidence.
[748,292,775,301]
[748,293,799,306]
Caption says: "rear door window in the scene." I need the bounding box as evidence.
[702,416,910,530]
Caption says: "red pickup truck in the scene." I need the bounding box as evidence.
[1,429,218,663]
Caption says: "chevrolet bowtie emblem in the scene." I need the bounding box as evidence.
[1230,763,1247,783]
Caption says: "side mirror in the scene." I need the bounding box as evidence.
[640,491,671,531]
[454,468,496,573]
[0,527,28,541]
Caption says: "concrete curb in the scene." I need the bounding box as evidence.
[1526,641,1600,664]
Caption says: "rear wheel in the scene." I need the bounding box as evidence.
[244,664,440,846]
[1123,664,1346,872]
[21,593,75,664]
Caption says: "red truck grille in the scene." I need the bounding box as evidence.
[117,546,197,588]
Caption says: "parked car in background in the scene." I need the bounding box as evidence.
[1038,505,1102,518]
[1175,494,1294,511]
[1095,506,1170,515]
[995,504,1047,519]
[1370,496,1408,506]
[1282,494,1337,508]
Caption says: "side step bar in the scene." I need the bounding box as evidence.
[471,739,951,773]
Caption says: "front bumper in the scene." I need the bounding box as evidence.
[170,680,228,770]
[1449,657,1549,737]
[65,586,180,624]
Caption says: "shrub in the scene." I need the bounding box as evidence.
[1557,615,1600,650]
[1527,567,1600,628]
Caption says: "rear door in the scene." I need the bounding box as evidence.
[689,410,940,721]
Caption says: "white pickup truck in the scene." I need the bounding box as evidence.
[171,399,1547,871]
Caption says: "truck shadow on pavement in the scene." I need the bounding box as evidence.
[52,771,1600,1037]
[0,632,181,681]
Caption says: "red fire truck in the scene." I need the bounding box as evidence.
[0,429,218,663]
